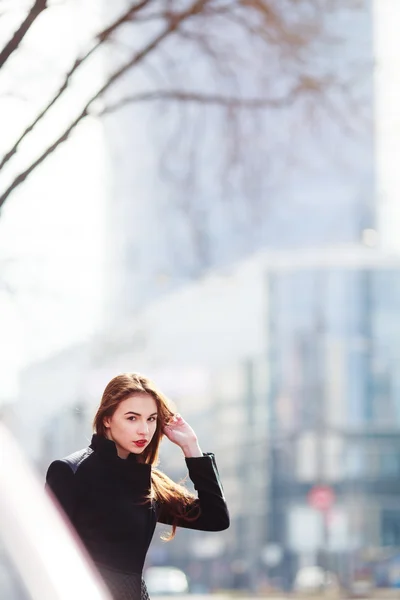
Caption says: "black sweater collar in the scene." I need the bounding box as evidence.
[90,434,140,462]
[89,434,152,492]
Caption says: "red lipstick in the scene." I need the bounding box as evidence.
[133,440,147,448]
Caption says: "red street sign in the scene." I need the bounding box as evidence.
[307,485,335,511]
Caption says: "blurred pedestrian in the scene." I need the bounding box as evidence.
[45,373,229,600]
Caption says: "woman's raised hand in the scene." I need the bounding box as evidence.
[163,414,203,457]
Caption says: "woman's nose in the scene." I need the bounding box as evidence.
[138,420,149,435]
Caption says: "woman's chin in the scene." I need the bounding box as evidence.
[130,444,146,454]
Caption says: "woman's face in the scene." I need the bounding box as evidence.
[103,393,158,458]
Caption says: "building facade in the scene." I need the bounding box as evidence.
[266,254,400,588]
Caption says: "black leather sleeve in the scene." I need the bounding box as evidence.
[46,460,76,521]
[158,453,230,531]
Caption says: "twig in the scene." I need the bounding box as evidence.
[97,86,312,115]
[0,0,212,211]
[0,0,47,70]
[0,0,153,172]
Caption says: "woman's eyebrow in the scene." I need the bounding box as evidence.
[124,411,158,416]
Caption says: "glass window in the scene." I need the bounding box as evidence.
[381,510,400,547]
[380,451,400,477]
[345,444,366,478]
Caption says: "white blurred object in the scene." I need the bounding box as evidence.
[349,579,374,598]
[0,422,111,600]
[144,566,189,595]
[260,544,283,567]
[294,566,339,593]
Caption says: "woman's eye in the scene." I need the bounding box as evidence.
[127,416,136,421]
[148,416,156,422]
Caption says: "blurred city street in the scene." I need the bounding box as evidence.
[1,0,400,599]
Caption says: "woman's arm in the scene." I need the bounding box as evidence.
[46,460,77,520]
[157,452,230,531]
[159,414,229,531]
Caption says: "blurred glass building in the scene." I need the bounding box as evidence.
[265,252,400,589]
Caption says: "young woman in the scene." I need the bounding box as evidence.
[45,373,229,600]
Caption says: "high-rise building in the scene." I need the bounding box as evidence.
[263,1,400,588]
[103,2,377,321]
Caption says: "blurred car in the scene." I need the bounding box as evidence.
[144,566,189,595]
[0,422,111,600]
[293,566,340,594]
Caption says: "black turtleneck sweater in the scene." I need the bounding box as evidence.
[45,434,229,574]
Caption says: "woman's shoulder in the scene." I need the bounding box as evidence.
[47,446,94,477]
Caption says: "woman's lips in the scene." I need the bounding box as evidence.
[133,440,147,448]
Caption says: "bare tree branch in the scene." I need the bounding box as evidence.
[0,0,366,244]
[97,0,152,42]
[97,79,329,115]
[0,0,48,70]
[0,0,153,172]
[0,109,88,211]
[0,0,212,211]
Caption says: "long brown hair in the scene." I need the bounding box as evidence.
[93,373,199,539]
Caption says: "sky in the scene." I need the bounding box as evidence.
[0,0,107,401]
[373,0,400,251]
